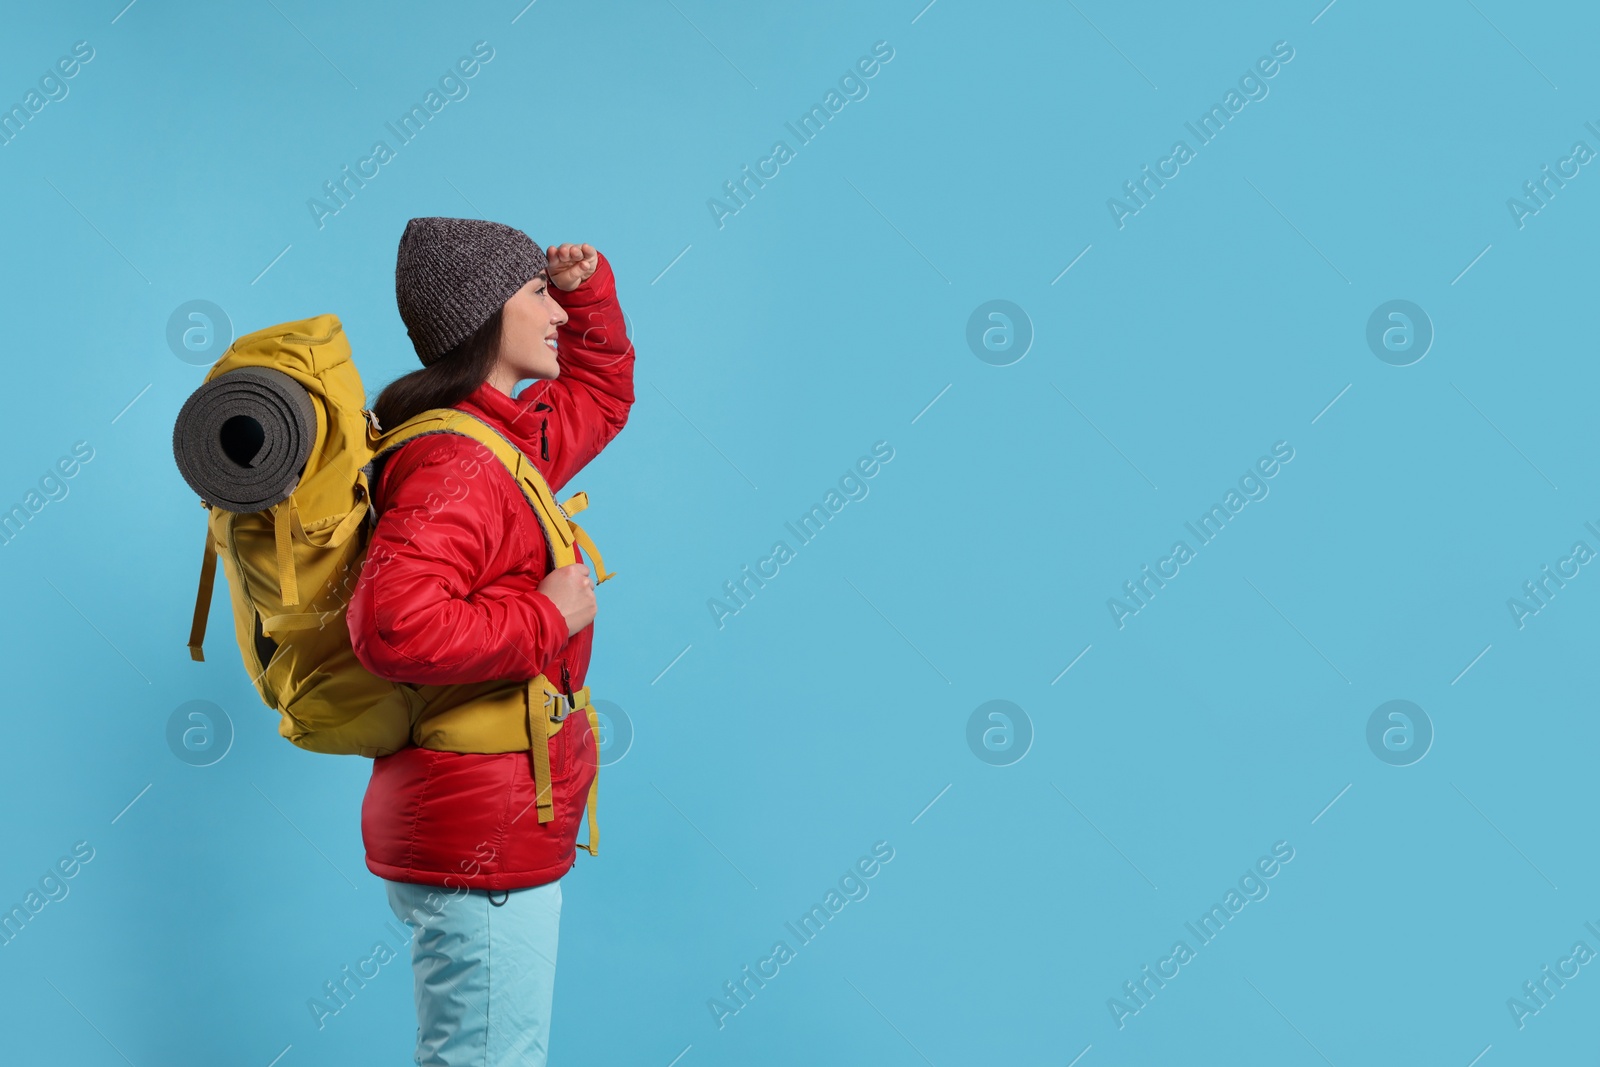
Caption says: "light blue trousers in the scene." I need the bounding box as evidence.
[384,877,563,1067]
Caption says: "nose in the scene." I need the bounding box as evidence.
[550,302,568,328]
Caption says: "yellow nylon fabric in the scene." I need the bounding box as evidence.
[578,705,601,856]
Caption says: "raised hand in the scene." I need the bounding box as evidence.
[546,243,599,291]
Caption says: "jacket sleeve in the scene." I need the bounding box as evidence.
[518,251,636,492]
[347,439,570,686]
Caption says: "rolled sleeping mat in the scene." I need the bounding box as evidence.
[172,366,318,513]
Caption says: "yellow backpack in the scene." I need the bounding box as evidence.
[179,313,613,845]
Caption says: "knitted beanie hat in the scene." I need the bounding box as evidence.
[395,216,547,365]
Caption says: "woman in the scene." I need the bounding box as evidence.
[346,216,635,1066]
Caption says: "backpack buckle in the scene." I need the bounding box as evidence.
[544,687,574,723]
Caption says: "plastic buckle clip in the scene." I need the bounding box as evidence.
[546,688,574,723]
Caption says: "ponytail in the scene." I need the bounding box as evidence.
[371,309,504,432]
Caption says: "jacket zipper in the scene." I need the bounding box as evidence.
[540,417,548,461]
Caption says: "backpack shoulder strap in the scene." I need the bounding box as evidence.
[373,409,613,579]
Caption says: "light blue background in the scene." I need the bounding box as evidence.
[1,1,1595,1064]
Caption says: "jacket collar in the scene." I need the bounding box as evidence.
[453,379,549,459]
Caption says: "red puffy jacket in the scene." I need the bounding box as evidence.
[348,253,634,891]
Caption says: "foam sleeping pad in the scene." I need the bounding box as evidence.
[172,366,318,513]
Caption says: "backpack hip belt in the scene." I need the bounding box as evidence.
[407,673,600,854]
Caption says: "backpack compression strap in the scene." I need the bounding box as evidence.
[188,515,219,662]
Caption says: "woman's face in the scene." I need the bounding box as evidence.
[496,272,568,383]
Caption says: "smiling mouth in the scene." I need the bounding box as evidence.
[545,335,558,352]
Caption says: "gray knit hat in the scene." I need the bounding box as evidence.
[395,216,548,365]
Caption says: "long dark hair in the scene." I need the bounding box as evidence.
[371,308,504,432]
